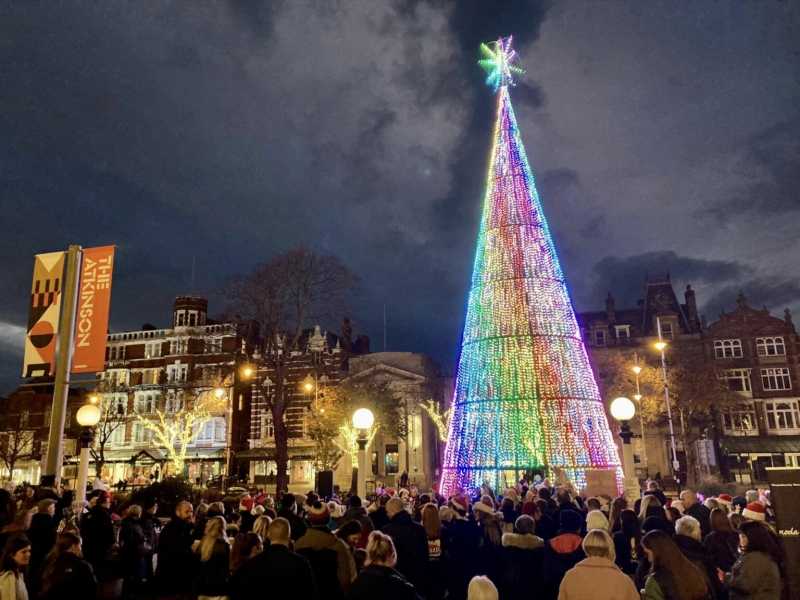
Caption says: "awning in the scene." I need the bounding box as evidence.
[721,436,800,454]
[235,448,313,461]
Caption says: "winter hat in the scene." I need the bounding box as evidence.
[386,489,397,498]
[521,501,538,517]
[716,494,732,509]
[742,503,765,522]
[450,496,469,515]
[347,495,363,509]
[559,510,583,533]
[308,501,331,525]
[731,496,747,514]
[37,499,57,513]
[480,495,495,508]
[473,502,495,518]
[327,501,344,519]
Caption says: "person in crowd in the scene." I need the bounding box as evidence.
[0,510,31,549]
[723,521,782,600]
[608,497,627,534]
[194,515,231,599]
[0,536,31,600]
[641,530,713,600]
[741,503,766,523]
[336,520,364,563]
[421,503,449,600]
[296,501,356,599]
[338,496,374,549]
[551,488,581,529]
[586,509,609,532]
[28,499,58,588]
[80,491,115,580]
[716,495,733,513]
[226,512,241,540]
[557,529,638,600]
[251,515,272,542]
[277,493,308,542]
[140,500,159,586]
[544,510,586,600]
[0,489,17,532]
[467,575,498,600]
[447,496,481,600]
[439,505,452,526]
[644,481,668,507]
[38,532,97,600]
[494,514,543,599]
[119,504,147,600]
[538,487,558,514]
[229,532,263,572]
[36,476,59,503]
[382,497,428,593]
[729,513,745,530]
[585,497,602,513]
[522,500,553,540]
[153,500,194,598]
[369,495,392,534]
[665,506,683,524]
[347,531,423,600]
[498,497,518,533]
[744,490,761,506]
[705,498,720,512]
[613,509,642,576]
[192,503,209,541]
[680,490,712,538]
[705,508,739,573]
[231,518,317,600]
[18,487,36,513]
[638,495,664,524]
[672,515,724,599]
[329,501,344,531]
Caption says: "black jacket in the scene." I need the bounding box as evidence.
[194,539,231,597]
[29,513,57,575]
[347,564,423,600]
[613,532,641,576]
[119,516,146,563]
[673,534,724,599]
[494,533,544,600]
[445,518,481,600]
[231,544,317,600]
[40,552,98,600]
[381,511,428,593]
[370,507,390,532]
[80,507,115,575]
[278,507,308,542]
[339,508,374,537]
[154,516,194,595]
[704,530,740,573]
[140,513,159,554]
[685,503,712,538]
[544,533,586,600]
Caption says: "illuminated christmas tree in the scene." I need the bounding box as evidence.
[440,37,622,495]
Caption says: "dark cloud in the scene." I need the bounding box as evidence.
[701,279,800,321]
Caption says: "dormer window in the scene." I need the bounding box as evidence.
[615,325,630,339]
[594,330,606,347]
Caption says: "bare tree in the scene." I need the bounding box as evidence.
[0,426,33,478]
[90,383,132,479]
[225,246,359,492]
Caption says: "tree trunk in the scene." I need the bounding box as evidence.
[273,405,290,494]
[95,458,105,480]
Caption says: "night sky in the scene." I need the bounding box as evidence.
[1,2,799,393]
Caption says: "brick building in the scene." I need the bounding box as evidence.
[93,295,258,485]
[705,292,800,483]
[0,382,88,484]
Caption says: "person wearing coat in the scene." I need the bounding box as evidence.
[369,495,392,532]
[705,508,740,573]
[673,516,725,599]
[446,496,481,600]
[723,522,782,600]
[38,532,98,600]
[119,505,147,600]
[347,531,423,600]
[79,492,115,580]
[557,529,639,600]
[27,499,58,588]
[194,516,232,599]
[381,498,429,594]
[153,501,194,597]
[493,515,544,600]
[337,496,375,549]
[544,510,586,600]
[231,517,317,600]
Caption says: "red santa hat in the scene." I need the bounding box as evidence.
[716,494,733,508]
[742,502,766,522]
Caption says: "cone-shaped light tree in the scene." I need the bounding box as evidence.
[440,37,622,495]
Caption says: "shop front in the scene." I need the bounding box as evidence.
[720,435,800,483]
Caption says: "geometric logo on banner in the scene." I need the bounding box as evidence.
[23,251,65,377]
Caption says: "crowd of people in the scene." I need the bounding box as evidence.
[0,475,788,600]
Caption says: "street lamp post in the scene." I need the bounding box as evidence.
[352,408,374,497]
[75,400,101,504]
[632,358,649,477]
[610,397,636,479]
[655,316,681,493]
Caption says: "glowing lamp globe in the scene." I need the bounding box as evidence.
[352,408,374,430]
[77,404,101,427]
[654,341,667,351]
[214,388,225,399]
[632,366,642,374]
[610,397,636,422]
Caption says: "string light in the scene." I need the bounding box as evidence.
[440,38,623,495]
[420,399,451,442]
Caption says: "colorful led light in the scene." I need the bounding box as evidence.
[440,38,622,495]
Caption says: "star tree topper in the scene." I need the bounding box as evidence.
[479,36,525,91]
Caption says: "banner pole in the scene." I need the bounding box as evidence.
[44,245,82,482]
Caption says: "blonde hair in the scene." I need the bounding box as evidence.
[586,509,609,532]
[638,495,662,522]
[582,529,615,561]
[366,531,397,567]
[197,516,229,562]
[126,505,142,518]
[468,575,499,600]
[252,515,272,540]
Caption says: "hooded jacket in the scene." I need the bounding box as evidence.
[347,564,423,600]
[296,525,356,600]
[382,510,429,593]
[544,533,586,600]
[557,556,639,600]
[494,533,544,599]
[723,550,782,600]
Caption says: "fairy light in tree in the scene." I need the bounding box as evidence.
[420,399,451,442]
[335,422,378,468]
[440,37,623,495]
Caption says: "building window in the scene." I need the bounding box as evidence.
[765,401,800,432]
[614,325,630,339]
[20,411,29,427]
[262,413,274,439]
[719,369,752,393]
[594,330,606,347]
[385,444,399,474]
[714,339,743,359]
[177,313,185,327]
[723,405,757,433]
[761,368,791,391]
[167,364,188,383]
[145,343,161,359]
[757,337,785,357]
[44,407,51,427]
[659,322,674,340]
[170,339,187,355]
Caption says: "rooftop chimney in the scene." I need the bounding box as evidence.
[606,292,616,324]
[685,285,698,325]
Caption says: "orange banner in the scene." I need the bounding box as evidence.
[22,252,65,377]
[72,246,115,373]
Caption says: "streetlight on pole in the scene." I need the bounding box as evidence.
[75,400,101,504]
[352,408,374,497]
[655,316,681,493]
[610,397,636,479]
[632,358,649,477]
